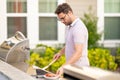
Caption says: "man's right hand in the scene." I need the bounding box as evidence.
[53,53,62,60]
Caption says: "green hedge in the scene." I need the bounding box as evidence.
[28,44,65,73]
[28,44,118,72]
[88,48,117,71]
[115,48,120,66]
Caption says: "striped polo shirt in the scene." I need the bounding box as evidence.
[65,18,89,67]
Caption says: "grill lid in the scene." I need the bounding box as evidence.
[0,31,30,72]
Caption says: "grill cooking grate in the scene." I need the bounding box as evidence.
[36,69,48,75]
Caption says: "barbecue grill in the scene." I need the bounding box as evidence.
[31,64,120,80]
[1,32,119,80]
[0,31,30,72]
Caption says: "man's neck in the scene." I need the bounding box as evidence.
[71,15,77,22]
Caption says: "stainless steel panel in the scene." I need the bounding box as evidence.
[0,31,30,72]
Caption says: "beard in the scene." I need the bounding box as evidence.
[65,21,72,26]
[64,17,72,26]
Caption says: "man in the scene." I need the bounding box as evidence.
[54,3,89,76]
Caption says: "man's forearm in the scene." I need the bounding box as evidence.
[66,51,82,64]
[58,47,65,55]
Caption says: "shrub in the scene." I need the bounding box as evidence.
[88,48,118,71]
[81,7,101,49]
[115,47,120,66]
[28,44,118,72]
[28,44,65,73]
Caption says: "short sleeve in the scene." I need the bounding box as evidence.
[72,26,87,44]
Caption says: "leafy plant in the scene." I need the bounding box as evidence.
[88,48,118,71]
[28,44,118,72]
[28,44,65,73]
[81,7,101,49]
[115,47,120,66]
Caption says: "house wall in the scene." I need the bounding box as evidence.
[66,0,97,17]
[0,0,98,49]
[1,0,119,48]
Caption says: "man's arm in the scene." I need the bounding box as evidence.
[58,47,65,55]
[53,46,65,60]
[65,43,83,65]
[56,44,83,76]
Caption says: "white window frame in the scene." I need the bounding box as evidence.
[97,0,120,47]
[28,0,66,48]
[0,0,7,44]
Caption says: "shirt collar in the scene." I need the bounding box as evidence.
[70,18,79,27]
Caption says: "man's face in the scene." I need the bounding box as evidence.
[57,12,72,26]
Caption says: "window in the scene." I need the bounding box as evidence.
[39,17,57,40]
[7,0,27,13]
[104,0,120,40]
[7,0,27,37]
[39,0,57,13]
[104,0,120,13]
[39,0,58,40]
[7,17,27,37]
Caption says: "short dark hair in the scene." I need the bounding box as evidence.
[55,3,73,14]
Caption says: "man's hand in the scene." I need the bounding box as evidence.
[53,53,61,60]
[53,47,65,60]
[56,66,63,77]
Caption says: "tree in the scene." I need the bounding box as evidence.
[81,6,101,49]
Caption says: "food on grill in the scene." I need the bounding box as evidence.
[44,73,59,79]
[45,73,56,77]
